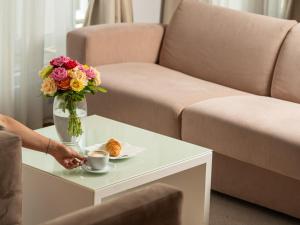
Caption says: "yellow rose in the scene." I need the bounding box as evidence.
[68,69,88,84]
[82,64,89,70]
[70,79,85,92]
[94,70,101,86]
[40,77,57,96]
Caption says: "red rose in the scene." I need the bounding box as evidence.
[64,60,78,70]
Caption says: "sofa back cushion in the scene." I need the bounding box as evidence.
[159,0,296,95]
[271,24,300,103]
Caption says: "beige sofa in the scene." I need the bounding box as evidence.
[67,0,300,218]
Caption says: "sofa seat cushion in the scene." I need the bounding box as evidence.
[88,63,249,138]
[182,96,300,180]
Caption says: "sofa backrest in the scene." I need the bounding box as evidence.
[159,0,297,95]
[271,24,300,103]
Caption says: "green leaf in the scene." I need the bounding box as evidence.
[97,87,107,93]
[39,65,53,79]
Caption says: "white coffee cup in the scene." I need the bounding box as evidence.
[86,150,109,170]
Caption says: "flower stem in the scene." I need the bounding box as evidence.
[65,96,83,137]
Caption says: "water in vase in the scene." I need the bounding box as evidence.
[53,108,87,147]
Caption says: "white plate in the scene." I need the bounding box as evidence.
[85,142,145,160]
[81,163,113,174]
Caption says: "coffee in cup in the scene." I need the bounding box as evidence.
[86,150,109,170]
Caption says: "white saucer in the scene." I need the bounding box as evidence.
[81,163,113,174]
[85,142,145,160]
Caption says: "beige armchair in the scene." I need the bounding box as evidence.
[42,183,182,225]
[0,127,183,225]
[0,127,22,225]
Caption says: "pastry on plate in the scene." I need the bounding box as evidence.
[105,138,122,157]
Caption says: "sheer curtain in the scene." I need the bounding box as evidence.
[162,0,294,24]
[42,0,77,125]
[0,0,87,128]
[209,0,293,18]
[291,0,300,21]
[84,0,133,26]
[0,0,45,129]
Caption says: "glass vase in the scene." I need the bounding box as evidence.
[53,96,87,147]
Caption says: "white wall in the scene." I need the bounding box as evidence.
[132,0,162,23]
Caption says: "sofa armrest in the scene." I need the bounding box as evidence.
[41,183,183,225]
[67,23,165,66]
[0,130,22,225]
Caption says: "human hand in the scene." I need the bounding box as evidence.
[49,141,86,169]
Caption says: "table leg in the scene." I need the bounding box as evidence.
[158,161,212,225]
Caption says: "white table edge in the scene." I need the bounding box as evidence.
[94,151,212,199]
[22,164,95,192]
[23,150,212,195]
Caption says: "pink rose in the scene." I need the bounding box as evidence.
[85,68,96,79]
[79,64,96,80]
[50,56,71,67]
[50,67,68,81]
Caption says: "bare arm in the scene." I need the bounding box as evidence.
[0,114,51,152]
[0,114,84,169]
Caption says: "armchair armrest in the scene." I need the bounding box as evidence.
[41,183,183,225]
[67,23,165,66]
[0,129,22,225]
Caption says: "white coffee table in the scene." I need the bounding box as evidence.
[22,115,212,225]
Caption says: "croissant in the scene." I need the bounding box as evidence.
[105,138,121,157]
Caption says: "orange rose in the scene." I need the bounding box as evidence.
[40,77,57,96]
[57,78,71,90]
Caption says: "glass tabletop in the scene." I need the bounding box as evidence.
[22,115,211,190]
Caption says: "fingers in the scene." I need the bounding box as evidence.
[72,152,85,160]
[62,158,84,170]
[65,147,85,160]
[56,146,86,169]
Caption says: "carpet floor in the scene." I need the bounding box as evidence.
[209,191,300,225]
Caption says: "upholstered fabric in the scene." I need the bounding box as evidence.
[41,183,183,225]
[67,23,164,66]
[182,95,300,180]
[0,129,22,225]
[159,0,297,95]
[272,24,300,104]
[88,63,249,138]
[212,153,300,218]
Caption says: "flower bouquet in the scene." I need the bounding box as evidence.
[39,56,106,143]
